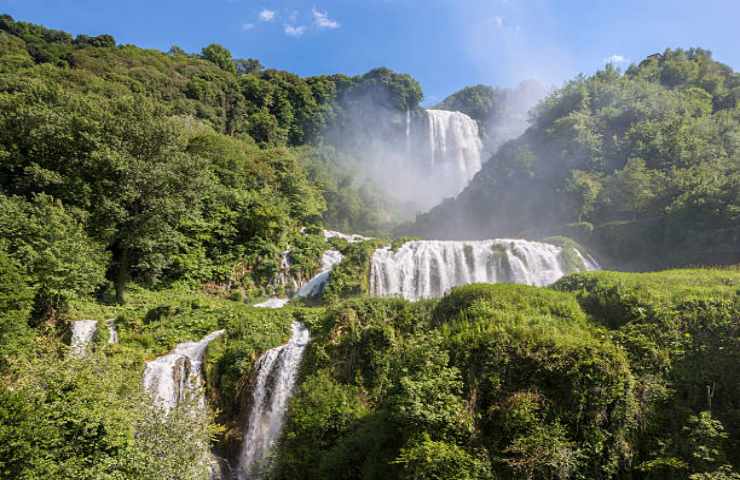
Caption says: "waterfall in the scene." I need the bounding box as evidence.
[295,249,344,298]
[143,330,225,411]
[370,239,598,300]
[106,319,118,344]
[254,298,290,309]
[70,320,97,357]
[425,109,483,195]
[238,322,310,479]
[273,249,299,293]
[323,229,371,243]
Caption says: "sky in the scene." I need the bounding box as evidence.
[1,0,739,105]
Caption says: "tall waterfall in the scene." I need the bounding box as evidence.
[370,239,597,300]
[425,109,483,196]
[238,322,310,479]
[143,330,225,411]
[70,320,97,357]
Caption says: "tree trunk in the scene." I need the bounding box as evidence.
[115,247,129,304]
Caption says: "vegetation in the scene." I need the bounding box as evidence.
[411,49,740,270]
[435,80,548,153]
[274,273,739,479]
[0,14,737,480]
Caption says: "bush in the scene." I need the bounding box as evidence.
[0,194,108,314]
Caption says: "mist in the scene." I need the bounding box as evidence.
[323,85,484,215]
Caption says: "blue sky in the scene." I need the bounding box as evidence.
[2,0,738,104]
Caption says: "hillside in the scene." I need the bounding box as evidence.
[0,15,738,480]
[407,49,740,270]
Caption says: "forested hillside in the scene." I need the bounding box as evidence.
[409,49,740,269]
[0,14,738,480]
[0,14,422,308]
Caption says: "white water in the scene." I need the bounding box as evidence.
[143,330,225,411]
[425,109,483,196]
[238,322,310,479]
[370,239,597,300]
[323,229,371,243]
[273,249,299,293]
[254,298,290,309]
[106,319,118,344]
[295,249,344,298]
[70,320,97,357]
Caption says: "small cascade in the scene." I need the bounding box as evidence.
[143,330,225,411]
[425,109,483,195]
[273,250,299,294]
[238,322,310,479]
[295,249,344,298]
[106,319,118,344]
[70,320,97,357]
[254,298,290,309]
[370,239,598,300]
[323,229,371,243]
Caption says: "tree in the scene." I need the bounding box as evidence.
[0,246,35,367]
[235,58,263,75]
[394,435,494,480]
[73,34,116,48]
[565,170,603,221]
[0,194,107,314]
[201,43,236,75]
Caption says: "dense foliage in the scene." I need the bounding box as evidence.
[0,14,738,480]
[411,49,740,269]
[0,15,422,307]
[274,270,739,480]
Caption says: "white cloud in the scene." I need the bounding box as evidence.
[312,7,340,29]
[242,23,255,31]
[259,9,276,22]
[284,24,307,37]
[604,54,628,65]
[493,16,504,28]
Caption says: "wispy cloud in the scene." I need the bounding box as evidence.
[312,7,340,29]
[284,24,307,37]
[242,23,255,31]
[259,9,276,22]
[493,16,504,28]
[604,54,629,65]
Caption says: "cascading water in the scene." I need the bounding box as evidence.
[106,319,118,344]
[425,109,483,196]
[323,229,371,243]
[70,320,98,357]
[295,249,344,298]
[370,239,598,300]
[143,330,225,411]
[254,298,290,309]
[273,249,299,294]
[238,322,310,479]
